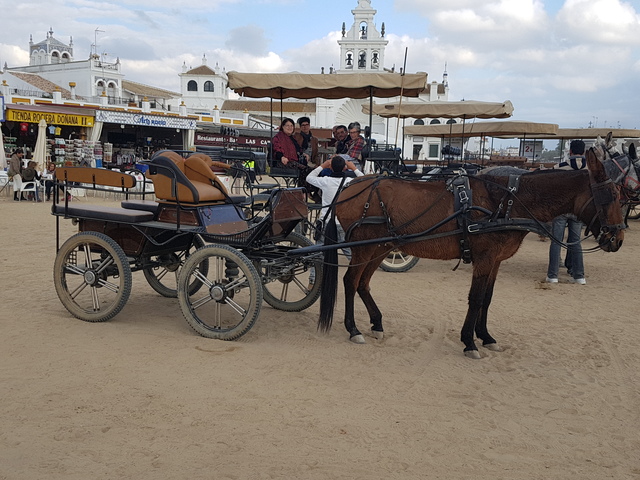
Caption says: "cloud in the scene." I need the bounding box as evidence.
[556,0,640,45]
[225,25,271,56]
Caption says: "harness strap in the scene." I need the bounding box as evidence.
[448,174,473,263]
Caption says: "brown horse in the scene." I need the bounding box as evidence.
[318,142,625,358]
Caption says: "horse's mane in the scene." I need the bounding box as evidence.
[478,166,530,177]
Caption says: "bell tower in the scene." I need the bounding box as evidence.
[338,0,388,72]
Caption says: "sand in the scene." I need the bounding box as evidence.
[1,192,639,480]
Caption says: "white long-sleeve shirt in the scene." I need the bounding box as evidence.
[306,166,364,217]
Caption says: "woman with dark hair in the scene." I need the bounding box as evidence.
[272,117,311,189]
[272,117,303,169]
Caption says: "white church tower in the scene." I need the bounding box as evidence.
[338,0,388,72]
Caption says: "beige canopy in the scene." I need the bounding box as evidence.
[226,71,429,99]
[521,128,640,139]
[405,120,559,138]
[362,100,514,119]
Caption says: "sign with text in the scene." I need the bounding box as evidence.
[521,140,544,160]
[96,110,197,130]
[196,133,270,147]
[6,108,94,127]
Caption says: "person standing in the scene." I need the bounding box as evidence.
[293,116,319,168]
[8,150,25,201]
[305,155,364,287]
[546,140,587,284]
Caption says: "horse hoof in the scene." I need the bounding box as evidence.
[371,330,384,340]
[464,350,482,359]
[483,343,503,352]
[350,334,366,344]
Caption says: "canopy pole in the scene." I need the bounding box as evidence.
[269,97,274,170]
[393,48,408,152]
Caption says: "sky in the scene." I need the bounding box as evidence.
[0,0,639,132]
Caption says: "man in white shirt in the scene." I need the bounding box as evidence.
[306,155,363,218]
[305,155,364,288]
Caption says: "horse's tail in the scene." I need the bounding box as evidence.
[318,217,339,333]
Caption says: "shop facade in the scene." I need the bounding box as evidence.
[94,110,197,167]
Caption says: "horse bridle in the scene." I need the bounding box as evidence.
[583,172,626,247]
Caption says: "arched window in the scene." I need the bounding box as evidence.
[430,119,441,125]
[187,80,198,92]
[413,119,425,126]
[204,81,214,92]
[61,52,71,63]
[359,22,368,39]
[51,51,60,64]
[345,51,354,68]
[446,119,457,124]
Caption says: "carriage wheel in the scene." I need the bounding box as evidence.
[143,234,208,298]
[627,203,640,220]
[379,249,420,272]
[177,244,262,340]
[258,232,323,312]
[53,231,132,322]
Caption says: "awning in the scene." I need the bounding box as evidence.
[362,100,514,119]
[226,71,429,99]
[405,120,559,138]
[520,128,640,139]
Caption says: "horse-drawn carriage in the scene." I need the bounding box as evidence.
[52,151,323,340]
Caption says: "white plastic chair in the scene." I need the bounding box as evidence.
[13,175,39,201]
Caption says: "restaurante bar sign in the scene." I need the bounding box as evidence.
[96,110,197,130]
[6,108,95,127]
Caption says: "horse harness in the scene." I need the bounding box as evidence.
[343,172,546,264]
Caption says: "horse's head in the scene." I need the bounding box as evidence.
[597,133,640,201]
[584,137,625,252]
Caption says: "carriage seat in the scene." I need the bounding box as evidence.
[146,152,234,204]
[52,203,154,223]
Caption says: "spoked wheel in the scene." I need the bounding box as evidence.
[258,232,323,312]
[54,231,132,322]
[627,202,640,220]
[178,244,262,340]
[379,249,420,272]
[143,234,207,297]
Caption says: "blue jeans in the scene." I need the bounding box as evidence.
[547,215,584,280]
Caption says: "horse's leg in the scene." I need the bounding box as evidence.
[342,246,388,344]
[356,250,389,340]
[343,250,368,344]
[474,262,504,352]
[460,257,495,359]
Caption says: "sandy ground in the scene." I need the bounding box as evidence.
[1,191,640,480]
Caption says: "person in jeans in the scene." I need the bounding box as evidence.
[546,140,587,285]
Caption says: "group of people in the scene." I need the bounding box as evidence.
[7,149,59,202]
[270,117,367,203]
